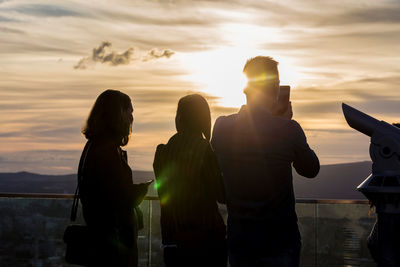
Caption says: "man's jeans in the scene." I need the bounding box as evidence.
[228,241,301,267]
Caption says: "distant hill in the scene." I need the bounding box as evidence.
[0,172,76,194]
[293,161,371,200]
[0,161,372,199]
[0,171,155,195]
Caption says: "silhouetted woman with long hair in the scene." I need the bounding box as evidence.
[153,94,227,267]
[79,89,149,266]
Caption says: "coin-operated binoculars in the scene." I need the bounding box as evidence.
[342,103,400,266]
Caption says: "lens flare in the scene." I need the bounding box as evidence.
[154,180,161,190]
[160,194,170,205]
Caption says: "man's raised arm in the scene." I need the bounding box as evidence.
[292,121,320,178]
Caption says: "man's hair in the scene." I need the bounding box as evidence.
[243,56,279,97]
[243,56,279,80]
[175,94,211,141]
[82,89,132,146]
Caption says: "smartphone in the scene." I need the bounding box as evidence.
[275,85,291,114]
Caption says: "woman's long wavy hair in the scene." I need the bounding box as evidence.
[175,94,211,141]
[82,89,132,146]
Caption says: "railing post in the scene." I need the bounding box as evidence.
[314,203,318,267]
[147,199,152,267]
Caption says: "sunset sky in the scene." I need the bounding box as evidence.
[1,0,399,174]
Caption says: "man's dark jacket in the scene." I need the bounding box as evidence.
[211,105,320,254]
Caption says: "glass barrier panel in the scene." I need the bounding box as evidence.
[0,197,378,267]
[297,203,317,267]
[315,203,376,267]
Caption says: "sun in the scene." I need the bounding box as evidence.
[181,48,302,108]
[182,48,248,107]
[180,23,302,108]
[181,48,251,107]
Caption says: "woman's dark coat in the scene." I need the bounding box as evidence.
[80,138,148,267]
[153,132,226,248]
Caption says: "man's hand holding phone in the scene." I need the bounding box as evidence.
[273,85,293,119]
[281,101,293,120]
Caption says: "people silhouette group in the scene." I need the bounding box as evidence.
[77,56,319,267]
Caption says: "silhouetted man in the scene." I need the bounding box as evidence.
[211,56,320,267]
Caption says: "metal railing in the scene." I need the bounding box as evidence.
[0,192,369,204]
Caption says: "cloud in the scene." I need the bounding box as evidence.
[143,48,175,61]
[2,0,400,172]
[0,123,81,142]
[0,27,24,34]
[134,121,174,132]
[74,41,175,69]
[73,57,90,70]
[103,48,134,66]
[92,41,112,61]
[286,76,400,130]
[74,41,134,69]
[349,100,400,117]
[323,6,400,26]
[211,106,238,114]
[243,1,400,28]
[0,15,16,22]
[12,4,82,17]
[97,7,227,27]
[132,89,188,104]
[0,131,20,138]
[350,76,400,87]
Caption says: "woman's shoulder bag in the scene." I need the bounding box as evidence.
[63,141,91,266]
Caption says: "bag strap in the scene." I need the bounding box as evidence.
[70,141,92,221]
